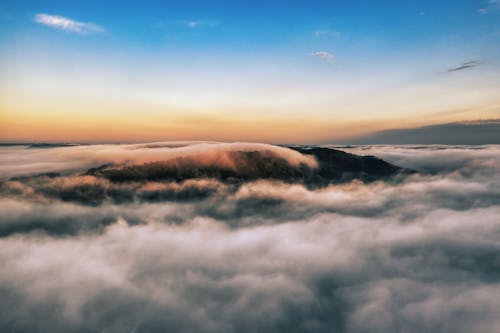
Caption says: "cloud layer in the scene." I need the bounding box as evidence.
[0,143,499,332]
[334,120,500,145]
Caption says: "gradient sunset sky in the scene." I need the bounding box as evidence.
[1,0,499,143]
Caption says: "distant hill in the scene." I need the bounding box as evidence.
[87,147,411,188]
[335,120,500,145]
[3,145,413,206]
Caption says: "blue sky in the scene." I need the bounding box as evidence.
[0,0,499,142]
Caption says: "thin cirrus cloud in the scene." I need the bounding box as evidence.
[314,29,340,37]
[311,51,334,61]
[34,13,104,34]
[478,0,500,14]
[152,19,219,29]
[447,60,481,72]
[183,20,218,28]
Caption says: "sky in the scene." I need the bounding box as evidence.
[0,0,499,143]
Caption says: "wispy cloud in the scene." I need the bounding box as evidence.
[34,13,104,34]
[478,0,500,14]
[447,60,481,72]
[182,20,218,28]
[153,19,219,30]
[314,29,340,37]
[311,51,334,61]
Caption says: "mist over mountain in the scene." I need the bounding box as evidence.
[1,143,409,209]
[0,142,499,333]
[86,146,409,187]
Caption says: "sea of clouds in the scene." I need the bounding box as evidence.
[0,143,499,333]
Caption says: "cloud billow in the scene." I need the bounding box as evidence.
[0,143,499,332]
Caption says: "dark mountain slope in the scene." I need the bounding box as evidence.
[2,146,413,206]
[87,147,411,187]
[289,147,408,186]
